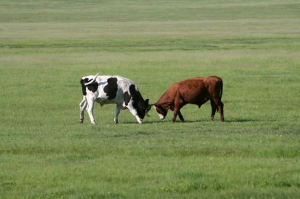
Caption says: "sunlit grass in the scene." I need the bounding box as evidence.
[1,0,300,198]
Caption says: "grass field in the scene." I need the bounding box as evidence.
[1,0,300,198]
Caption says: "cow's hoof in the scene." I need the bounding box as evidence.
[79,120,83,123]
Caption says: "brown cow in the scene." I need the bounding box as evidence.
[153,76,224,122]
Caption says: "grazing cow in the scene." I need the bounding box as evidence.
[79,74,151,124]
[154,76,224,122]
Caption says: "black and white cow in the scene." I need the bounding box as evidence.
[79,74,151,124]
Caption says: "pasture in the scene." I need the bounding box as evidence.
[1,0,300,198]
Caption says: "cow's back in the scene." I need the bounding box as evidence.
[96,76,135,103]
[178,77,210,105]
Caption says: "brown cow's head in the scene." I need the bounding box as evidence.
[153,104,168,120]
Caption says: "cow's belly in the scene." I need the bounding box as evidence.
[96,92,124,106]
[188,95,209,107]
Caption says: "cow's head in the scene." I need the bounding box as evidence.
[153,104,168,120]
[127,84,151,120]
[136,99,151,119]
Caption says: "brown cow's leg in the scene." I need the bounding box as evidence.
[178,110,184,122]
[210,100,217,121]
[172,107,181,122]
[173,98,184,122]
[212,98,224,122]
[218,101,224,122]
[172,111,178,122]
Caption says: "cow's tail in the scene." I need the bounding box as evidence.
[84,73,99,86]
[219,79,223,99]
[215,78,223,113]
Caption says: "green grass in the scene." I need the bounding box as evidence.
[1,0,300,198]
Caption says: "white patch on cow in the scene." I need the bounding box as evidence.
[154,106,165,120]
[158,114,165,120]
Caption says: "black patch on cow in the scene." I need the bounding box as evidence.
[88,82,98,93]
[104,77,118,100]
[124,91,131,106]
[80,78,87,95]
[80,78,98,95]
[129,84,149,119]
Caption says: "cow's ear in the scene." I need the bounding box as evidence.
[145,99,149,105]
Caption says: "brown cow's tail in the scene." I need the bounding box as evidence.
[214,78,223,113]
[219,79,223,99]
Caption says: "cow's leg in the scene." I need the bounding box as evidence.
[178,110,184,122]
[172,107,181,122]
[172,109,178,122]
[218,101,224,122]
[86,96,96,124]
[126,103,142,124]
[79,96,87,123]
[114,105,122,124]
[210,100,217,121]
[173,99,184,122]
[212,98,224,122]
[172,96,186,122]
